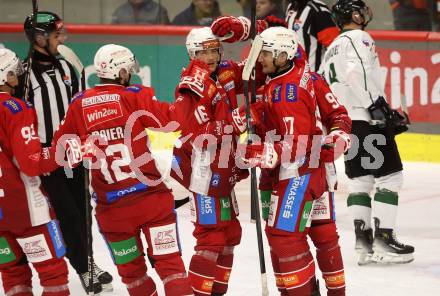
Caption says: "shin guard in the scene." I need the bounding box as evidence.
[278,251,316,296]
[212,246,235,295]
[189,250,218,295]
[309,223,345,295]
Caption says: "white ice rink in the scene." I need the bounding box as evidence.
[7,157,440,296]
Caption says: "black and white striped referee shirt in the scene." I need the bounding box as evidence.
[285,0,340,72]
[19,58,79,146]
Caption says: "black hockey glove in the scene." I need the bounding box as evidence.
[367,96,409,135]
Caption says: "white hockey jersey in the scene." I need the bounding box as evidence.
[322,29,385,121]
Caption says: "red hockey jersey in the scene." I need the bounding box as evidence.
[50,84,176,213]
[0,93,59,231]
[169,59,266,197]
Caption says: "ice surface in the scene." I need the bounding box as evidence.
[3,155,439,295]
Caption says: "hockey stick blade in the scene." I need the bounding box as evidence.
[57,44,84,73]
[242,35,263,81]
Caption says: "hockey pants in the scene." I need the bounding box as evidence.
[96,191,192,296]
[266,170,326,296]
[0,221,69,296]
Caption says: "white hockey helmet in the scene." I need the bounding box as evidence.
[186,27,221,59]
[0,48,24,85]
[94,44,139,80]
[260,27,299,60]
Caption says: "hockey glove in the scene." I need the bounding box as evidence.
[211,16,251,43]
[65,138,96,168]
[243,142,282,169]
[264,15,288,28]
[179,59,217,98]
[320,129,351,162]
[229,101,265,134]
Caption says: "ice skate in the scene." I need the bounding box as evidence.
[354,220,374,265]
[93,263,114,292]
[79,271,102,295]
[373,218,414,264]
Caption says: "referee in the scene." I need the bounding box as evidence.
[285,0,340,72]
[18,11,112,294]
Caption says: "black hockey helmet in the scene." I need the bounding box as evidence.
[332,0,372,29]
[24,11,64,42]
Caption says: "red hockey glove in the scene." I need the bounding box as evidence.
[243,142,282,169]
[320,129,351,162]
[264,15,288,28]
[211,16,251,43]
[65,138,96,168]
[178,59,218,105]
[230,101,265,134]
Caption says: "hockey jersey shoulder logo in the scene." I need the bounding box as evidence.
[2,98,23,114]
[125,85,142,93]
[285,83,298,102]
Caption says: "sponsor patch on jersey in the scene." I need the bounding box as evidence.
[276,174,311,232]
[267,194,278,227]
[272,84,282,103]
[218,61,231,69]
[149,223,180,255]
[17,234,53,263]
[298,200,313,232]
[224,80,235,92]
[197,194,217,225]
[285,83,298,102]
[81,93,121,107]
[211,174,220,187]
[220,197,231,221]
[106,182,148,204]
[109,237,140,265]
[218,70,234,83]
[63,75,71,86]
[0,237,16,264]
[2,98,22,114]
[47,220,66,258]
[126,85,142,93]
[311,193,331,221]
[208,84,217,98]
[83,101,123,129]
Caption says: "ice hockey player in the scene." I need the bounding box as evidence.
[48,44,194,296]
[322,0,414,265]
[259,45,350,295]
[21,11,112,293]
[238,26,332,296]
[0,48,71,296]
[169,27,265,296]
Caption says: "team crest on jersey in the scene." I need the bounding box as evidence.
[211,174,220,187]
[63,75,71,86]
[82,101,123,129]
[285,83,298,102]
[218,61,231,69]
[2,98,22,114]
[293,20,302,32]
[362,39,370,47]
[272,84,282,103]
[126,85,142,93]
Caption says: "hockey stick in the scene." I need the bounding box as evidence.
[23,0,38,103]
[57,44,86,91]
[57,44,95,294]
[242,1,269,294]
[400,93,411,125]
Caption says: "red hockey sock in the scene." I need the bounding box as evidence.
[126,274,157,296]
[278,251,316,296]
[309,223,345,296]
[1,259,33,296]
[270,251,289,296]
[154,255,193,296]
[188,250,218,295]
[212,246,235,295]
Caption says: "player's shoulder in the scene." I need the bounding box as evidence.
[341,29,372,42]
[0,94,31,115]
[124,84,154,96]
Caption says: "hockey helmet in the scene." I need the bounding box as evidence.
[0,48,24,85]
[185,27,221,59]
[94,44,140,80]
[260,26,299,60]
[24,11,65,42]
[332,0,372,28]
